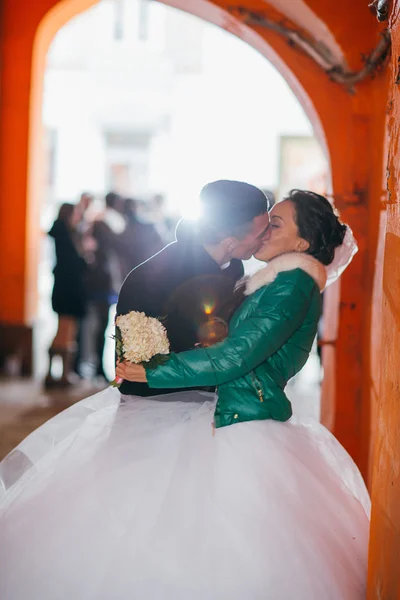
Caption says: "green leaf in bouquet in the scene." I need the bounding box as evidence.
[144,354,170,370]
[111,325,125,360]
[109,378,122,388]
[156,315,168,325]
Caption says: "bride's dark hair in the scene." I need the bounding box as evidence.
[287,190,347,266]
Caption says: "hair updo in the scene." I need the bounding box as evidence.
[285,190,347,266]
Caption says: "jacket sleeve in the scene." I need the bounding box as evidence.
[146,270,316,389]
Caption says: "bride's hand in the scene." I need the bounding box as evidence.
[115,361,148,383]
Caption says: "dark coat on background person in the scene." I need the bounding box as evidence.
[119,216,164,279]
[86,216,125,305]
[48,219,88,318]
[116,221,244,396]
[84,211,126,378]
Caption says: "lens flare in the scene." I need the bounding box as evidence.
[197,318,229,347]
[203,303,214,315]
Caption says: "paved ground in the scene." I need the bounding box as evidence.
[0,378,108,460]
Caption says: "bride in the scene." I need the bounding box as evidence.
[0,190,369,599]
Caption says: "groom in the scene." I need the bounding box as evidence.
[116,180,270,396]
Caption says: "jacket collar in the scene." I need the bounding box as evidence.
[244,253,327,296]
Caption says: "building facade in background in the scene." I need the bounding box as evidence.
[42,0,326,225]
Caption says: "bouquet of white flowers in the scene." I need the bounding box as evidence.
[111,311,170,387]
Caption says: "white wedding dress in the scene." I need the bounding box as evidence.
[0,387,370,600]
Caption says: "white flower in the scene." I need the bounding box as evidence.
[115,311,170,364]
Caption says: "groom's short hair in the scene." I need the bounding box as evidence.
[197,180,269,243]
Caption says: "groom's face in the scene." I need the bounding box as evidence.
[230,212,270,260]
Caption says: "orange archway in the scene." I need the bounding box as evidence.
[0,0,389,480]
[27,0,332,328]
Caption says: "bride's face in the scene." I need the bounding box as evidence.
[254,200,310,263]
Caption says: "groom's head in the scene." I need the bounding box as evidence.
[197,180,270,260]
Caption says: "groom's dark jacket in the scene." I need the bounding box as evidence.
[116,221,244,396]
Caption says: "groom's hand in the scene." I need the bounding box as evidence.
[115,361,148,383]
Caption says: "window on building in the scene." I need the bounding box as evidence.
[109,163,130,194]
[105,131,151,196]
[138,0,150,41]
[114,0,124,41]
[164,10,204,73]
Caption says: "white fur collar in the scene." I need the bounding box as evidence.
[244,253,327,296]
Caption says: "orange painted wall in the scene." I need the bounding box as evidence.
[0,3,37,323]
[0,0,98,326]
[368,2,400,596]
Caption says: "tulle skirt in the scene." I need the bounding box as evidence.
[0,388,370,599]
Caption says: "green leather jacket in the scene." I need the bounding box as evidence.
[146,253,327,428]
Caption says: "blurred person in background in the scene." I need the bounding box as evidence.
[76,192,95,235]
[120,197,164,276]
[73,191,95,377]
[85,192,126,381]
[45,203,88,388]
[151,193,177,244]
[123,197,141,226]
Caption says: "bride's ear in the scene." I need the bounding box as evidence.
[296,238,310,253]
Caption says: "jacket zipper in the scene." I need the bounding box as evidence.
[251,372,264,403]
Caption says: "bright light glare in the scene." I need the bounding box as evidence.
[180,200,203,221]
